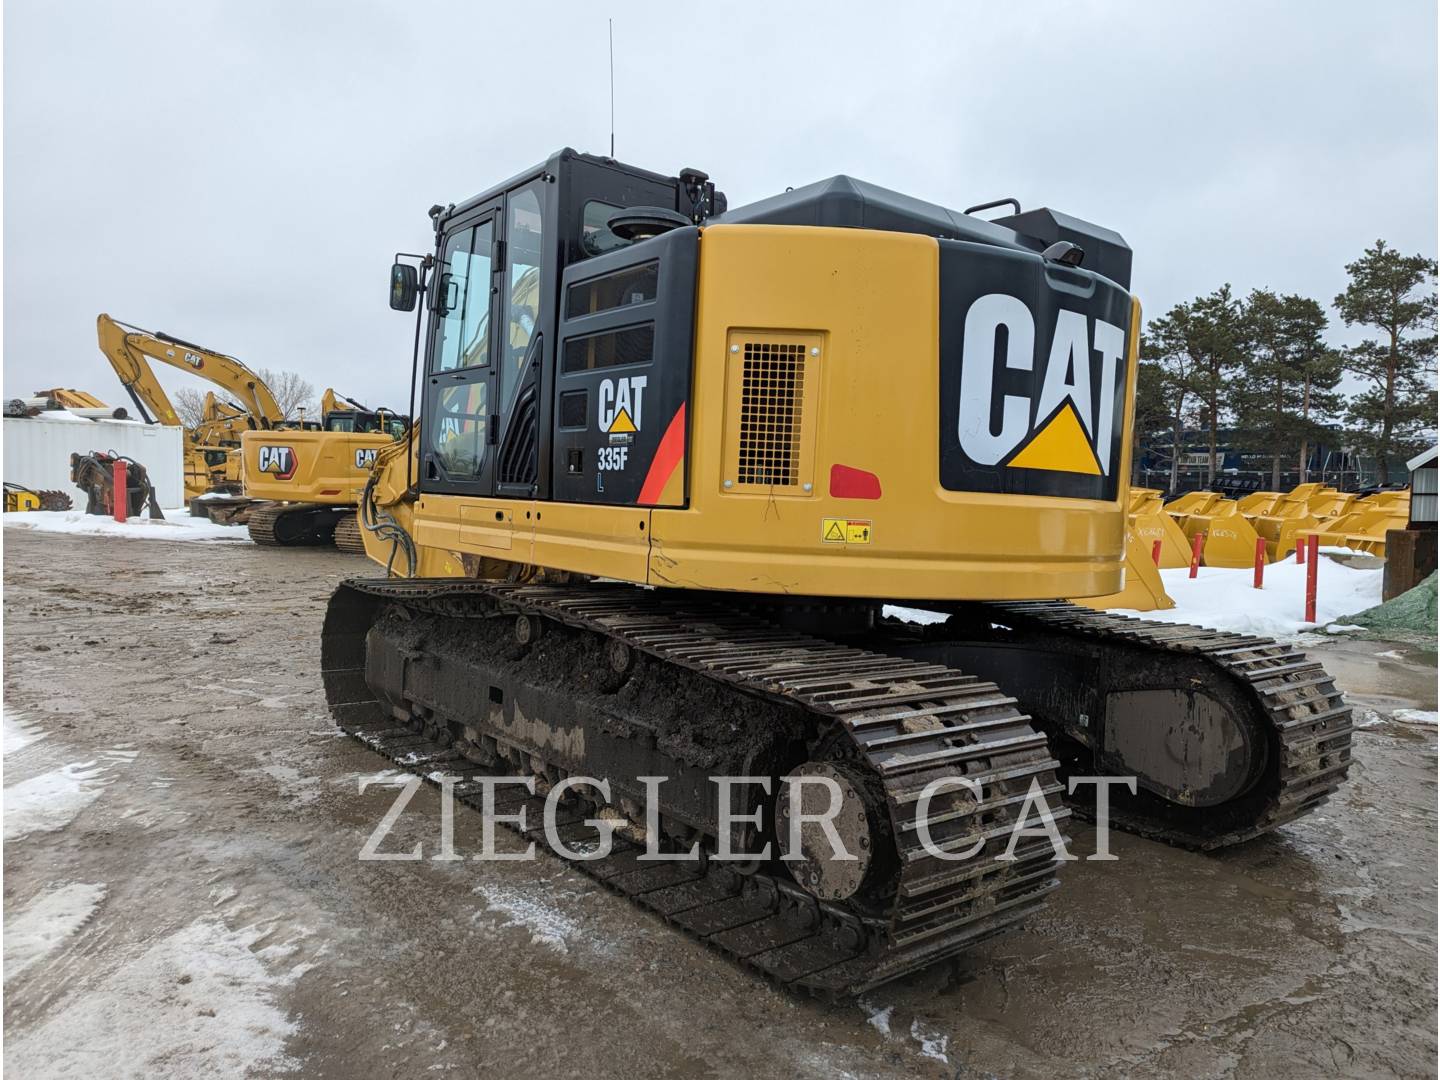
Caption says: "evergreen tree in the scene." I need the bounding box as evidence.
[1144,286,1248,488]
[1141,307,1200,491]
[1334,241,1438,482]
[1131,357,1173,486]
[1231,290,1343,488]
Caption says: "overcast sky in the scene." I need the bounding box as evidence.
[4,0,1436,412]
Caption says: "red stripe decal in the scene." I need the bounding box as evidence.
[637,403,686,506]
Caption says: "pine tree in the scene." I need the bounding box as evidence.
[1334,241,1438,482]
[1231,290,1343,488]
[1144,287,1248,488]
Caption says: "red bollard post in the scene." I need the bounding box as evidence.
[1151,539,1163,566]
[112,459,128,524]
[1253,537,1266,589]
[1304,534,1319,622]
[1295,535,1305,565]
[1188,532,1205,579]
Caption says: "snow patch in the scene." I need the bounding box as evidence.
[1325,623,1364,634]
[3,916,304,1078]
[4,761,111,840]
[1354,708,1385,729]
[1392,709,1438,727]
[882,605,949,626]
[1115,556,1383,641]
[1377,650,1406,660]
[4,709,46,756]
[473,883,580,953]
[862,1002,894,1036]
[2,509,250,543]
[909,1019,949,1063]
[4,882,108,983]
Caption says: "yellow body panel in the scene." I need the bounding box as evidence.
[241,429,394,505]
[397,225,1138,602]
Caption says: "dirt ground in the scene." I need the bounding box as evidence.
[3,527,1436,1079]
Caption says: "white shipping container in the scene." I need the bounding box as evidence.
[2,415,186,508]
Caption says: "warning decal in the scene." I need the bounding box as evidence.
[821,518,872,545]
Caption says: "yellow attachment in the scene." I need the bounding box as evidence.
[1247,483,1334,560]
[1237,490,1285,515]
[1163,490,1216,516]
[1310,502,1411,556]
[1177,499,1265,568]
[35,388,108,409]
[1307,491,1358,519]
[4,489,42,512]
[1130,496,1192,568]
[1074,524,1175,612]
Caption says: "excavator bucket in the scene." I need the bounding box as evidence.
[1311,501,1412,556]
[1074,525,1176,612]
[1237,490,1285,515]
[1178,499,1266,568]
[1248,484,1334,560]
[1307,491,1359,519]
[1130,491,1192,569]
[1163,490,1215,516]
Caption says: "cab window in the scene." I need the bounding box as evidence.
[431,219,494,372]
[581,200,629,257]
[499,182,545,407]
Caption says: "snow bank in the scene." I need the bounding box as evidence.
[885,555,1385,643]
[3,508,250,543]
[4,882,108,984]
[1115,554,1384,641]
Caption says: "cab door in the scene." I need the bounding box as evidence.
[421,201,501,495]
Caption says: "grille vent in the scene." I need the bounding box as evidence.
[737,342,806,486]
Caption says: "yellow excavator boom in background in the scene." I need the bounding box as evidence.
[96,313,292,501]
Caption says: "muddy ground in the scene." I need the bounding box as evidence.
[3,527,1436,1079]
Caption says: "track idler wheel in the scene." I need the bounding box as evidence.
[776,763,881,903]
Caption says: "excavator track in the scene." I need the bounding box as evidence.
[322,578,1068,996]
[247,502,348,547]
[889,601,1353,850]
[333,512,366,555]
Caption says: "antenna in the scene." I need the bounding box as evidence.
[608,18,615,158]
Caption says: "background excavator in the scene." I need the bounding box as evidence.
[96,313,291,502]
[322,149,1352,996]
[95,313,407,545]
[240,391,409,548]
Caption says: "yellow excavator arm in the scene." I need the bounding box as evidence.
[96,313,285,429]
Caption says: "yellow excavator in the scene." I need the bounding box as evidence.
[96,313,292,501]
[323,150,1352,996]
[241,391,408,548]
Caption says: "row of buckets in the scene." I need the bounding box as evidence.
[1077,483,1410,613]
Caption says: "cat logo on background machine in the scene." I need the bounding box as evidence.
[257,444,297,481]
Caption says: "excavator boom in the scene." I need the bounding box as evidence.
[96,313,285,429]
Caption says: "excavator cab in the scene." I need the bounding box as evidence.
[394,148,719,504]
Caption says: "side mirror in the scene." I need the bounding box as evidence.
[390,262,419,312]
